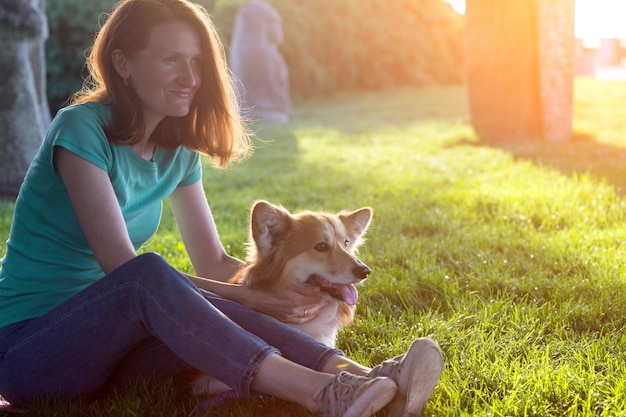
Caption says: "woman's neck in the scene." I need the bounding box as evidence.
[132,139,157,161]
[133,118,160,161]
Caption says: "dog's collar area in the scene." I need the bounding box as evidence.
[307,274,358,305]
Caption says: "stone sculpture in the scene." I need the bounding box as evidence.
[229,0,291,123]
[0,0,50,196]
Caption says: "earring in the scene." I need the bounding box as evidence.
[123,77,129,86]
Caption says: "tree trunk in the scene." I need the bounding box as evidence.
[465,0,574,143]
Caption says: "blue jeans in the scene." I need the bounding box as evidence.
[0,253,341,406]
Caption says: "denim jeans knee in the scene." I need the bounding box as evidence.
[0,253,340,405]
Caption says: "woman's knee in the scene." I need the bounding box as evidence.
[117,253,181,285]
[133,252,170,270]
[108,253,198,302]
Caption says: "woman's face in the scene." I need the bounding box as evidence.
[124,22,202,128]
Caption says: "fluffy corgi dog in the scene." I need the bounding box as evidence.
[186,200,374,396]
[230,200,373,347]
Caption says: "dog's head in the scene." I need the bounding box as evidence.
[239,200,373,305]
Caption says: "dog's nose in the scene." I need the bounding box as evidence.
[352,265,371,280]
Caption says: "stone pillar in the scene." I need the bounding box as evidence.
[465,0,574,142]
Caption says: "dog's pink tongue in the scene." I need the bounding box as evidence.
[337,284,358,305]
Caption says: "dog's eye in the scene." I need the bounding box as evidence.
[315,242,330,252]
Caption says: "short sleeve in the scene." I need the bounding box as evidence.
[48,103,113,173]
[179,151,202,187]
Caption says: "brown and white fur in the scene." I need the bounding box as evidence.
[230,200,373,347]
[186,200,372,395]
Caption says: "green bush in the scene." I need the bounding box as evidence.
[45,0,463,113]
[46,0,119,112]
[268,0,464,95]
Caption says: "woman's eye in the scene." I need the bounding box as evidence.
[315,243,329,252]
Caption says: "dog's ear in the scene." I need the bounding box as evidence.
[341,207,373,238]
[250,200,292,255]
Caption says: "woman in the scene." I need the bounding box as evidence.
[0,0,443,416]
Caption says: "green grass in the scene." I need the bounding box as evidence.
[1,78,626,416]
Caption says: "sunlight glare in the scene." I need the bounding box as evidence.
[444,0,465,14]
[444,0,626,41]
[575,0,626,40]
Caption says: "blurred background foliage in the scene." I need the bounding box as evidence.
[46,0,464,113]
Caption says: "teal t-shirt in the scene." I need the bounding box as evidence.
[0,102,202,328]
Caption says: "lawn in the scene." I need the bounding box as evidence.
[1,78,625,416]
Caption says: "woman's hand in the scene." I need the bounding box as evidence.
[246,283,329,324]
[185,274,329,324]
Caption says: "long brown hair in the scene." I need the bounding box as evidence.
[72,0,251,168]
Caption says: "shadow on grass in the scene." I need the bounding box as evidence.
[461,132,626,195]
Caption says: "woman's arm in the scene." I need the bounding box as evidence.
[54,147,138,274]
[169,181,328,323]
[168,180,242,281]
